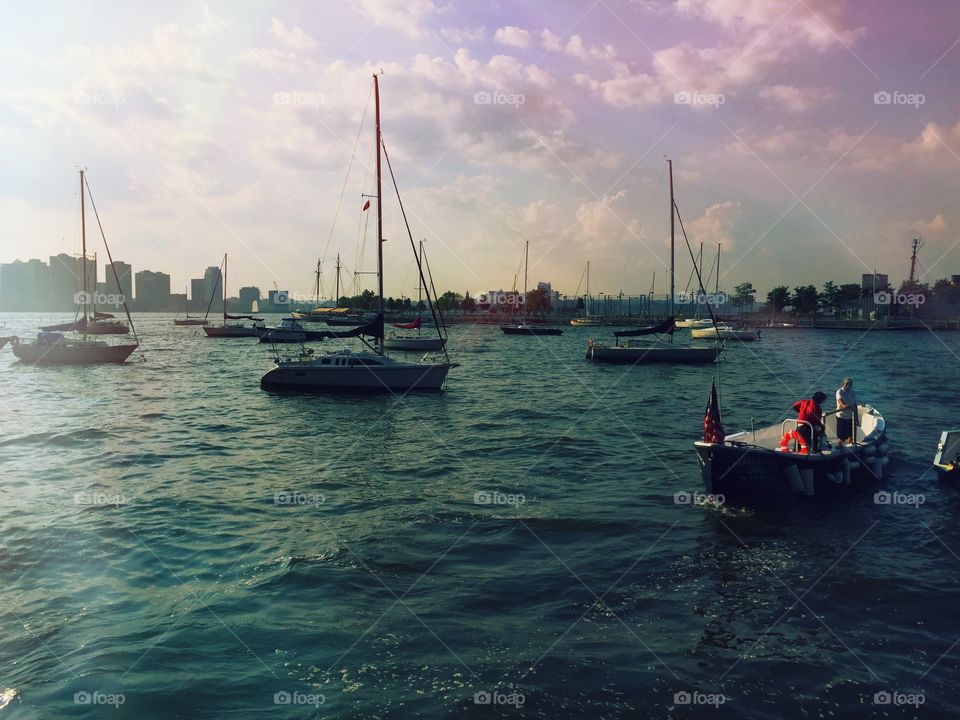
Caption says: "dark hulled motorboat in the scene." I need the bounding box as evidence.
[934,430,960,479]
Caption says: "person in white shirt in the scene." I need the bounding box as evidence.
[835,378,858,445]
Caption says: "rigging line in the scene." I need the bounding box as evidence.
[321,83,374,266]
[571,264,586,301]
[82,175,145,362]
[354,139,375,296]
[381,137,449,361]
[675,202,724,399]
[422,242,448,339]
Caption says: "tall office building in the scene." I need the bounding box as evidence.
[190,277,206,313]
[105,261,133,304]
[135,270,171,310]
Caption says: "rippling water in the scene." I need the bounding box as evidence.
[2,312,959,718]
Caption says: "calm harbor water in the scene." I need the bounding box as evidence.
[2,312,959,718]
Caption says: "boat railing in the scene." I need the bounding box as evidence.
[780,419,818,453]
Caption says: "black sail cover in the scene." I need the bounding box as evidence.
[613,316,676,338]
[310,313,384,341]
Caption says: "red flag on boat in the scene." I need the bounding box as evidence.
[703,381,725,444]
[392,317,421,330]
[362,199,371,211]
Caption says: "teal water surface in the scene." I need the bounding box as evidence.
[1,313,959,718]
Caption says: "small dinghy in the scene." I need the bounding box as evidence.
[934,430,960,479]
[694,387,889,505]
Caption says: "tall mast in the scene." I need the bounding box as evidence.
[668,158,675,321]
[417,240,423,320]
[315,259,321,305]
[716,242,721,295]
[586,260,590,317]
[222,253,227,320]
[335,254,340,306]
[524,241,529,321]
[80,169,88,324]
[374,73,384,354]
[909,237,922,284]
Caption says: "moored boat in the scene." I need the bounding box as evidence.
[691,325,760,341]
[202,254,263,338]
[500,241,563,336]
[694,400,888,505]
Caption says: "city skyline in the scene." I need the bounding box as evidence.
[1,2,959,299]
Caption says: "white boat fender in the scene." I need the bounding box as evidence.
[801,468,815,496]
[864,445,877,457]
[881,456,890,467]
[827,472,843,485]
[785,465,804,494]
[842,459,851,485]
[870,457,884,481]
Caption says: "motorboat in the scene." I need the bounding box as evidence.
[694,403,888,505]
[934,430,960,479]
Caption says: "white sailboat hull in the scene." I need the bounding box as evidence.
[383,336,447,351]
[690,326,760,340]
[570,318,602,326]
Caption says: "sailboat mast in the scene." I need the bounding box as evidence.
[335,254,340,305]
[668,159,675,319]
[374,73,384,354]
[524,241,529,321]
[80,169,88,324]
[315,259,321,305]
[222,253,227,320]
[586,260,590,317]
[716,243,720,295]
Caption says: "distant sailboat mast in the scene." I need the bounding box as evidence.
[374,72,384,356]
[668,158,675,343]
[80,169,88,333]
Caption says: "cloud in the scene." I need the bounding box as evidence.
[759,84,833,112]
[356,0,437,38]
[687,201,742,250]
[913,213,947,236]
[269,17,319,50]
[494,26,534,49]
[439,26,485,44]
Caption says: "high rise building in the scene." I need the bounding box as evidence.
[135,270,171,310]
[48,253,83,310]
[238,286,260,312]
[0,259,50,310]
[190,277,206,313]
[203,266,222,311]
[862,273,889,292]
[105,261,133,304]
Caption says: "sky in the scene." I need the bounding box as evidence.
[1,0,959,301]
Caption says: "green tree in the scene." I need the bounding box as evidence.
[525,287,550,314]
[462,294,476,312]
[437,290,463,312]
[732,282,756,310]
[818,281,840,314]
[766,286,790,315]
[792,285,818,315]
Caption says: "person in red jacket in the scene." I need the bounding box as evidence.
[793,391,828,452]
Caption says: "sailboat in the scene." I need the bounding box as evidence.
[202,254,263,337]
[260,74,451,392]
[174,287,209,326]
[675,243,711,328]
[570,261,602,327]
[292,255,368,326]
[10,169,139,365]
[500,242,563,336]
[688,244,759,340]
[79,252,129,335]
[384,240,447,351]
[586,159,720,364]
